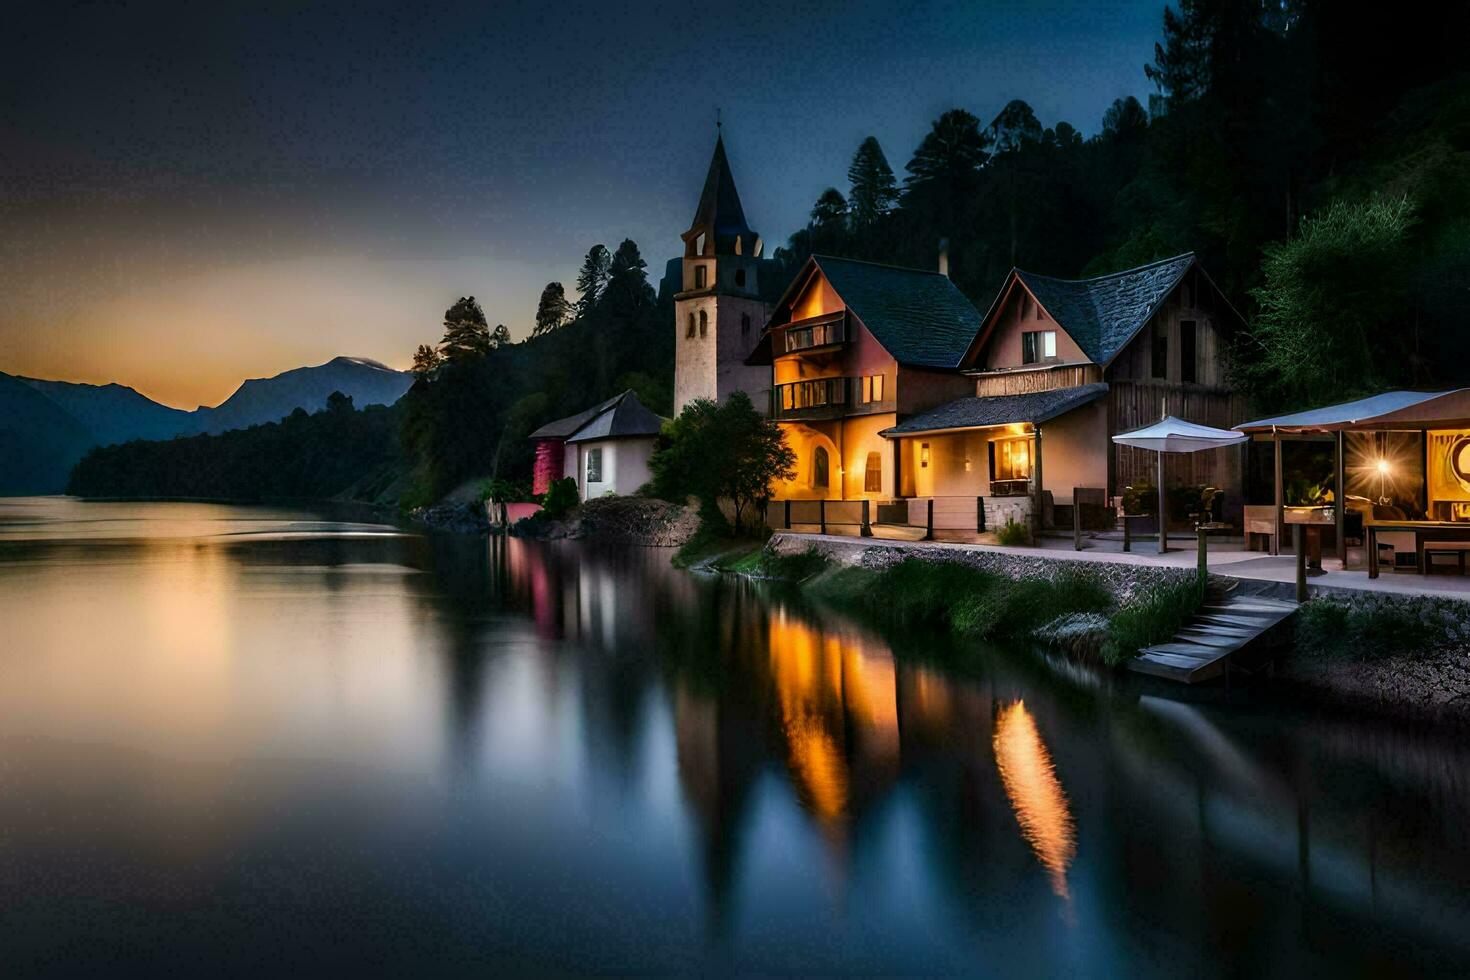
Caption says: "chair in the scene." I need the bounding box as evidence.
[1243,505,1277,554]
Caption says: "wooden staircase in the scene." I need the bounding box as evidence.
[1127,583,1298,684]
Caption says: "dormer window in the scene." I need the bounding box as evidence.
[1022,330,1056,364]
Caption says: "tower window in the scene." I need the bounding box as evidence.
[686,313,696,338]
[735,268,746,288]
[695,233,706,255]
[694,265,707,289]
[698,310,708,337]
[741,313,751,334]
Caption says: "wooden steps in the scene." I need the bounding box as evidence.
[1128,592,1298,684]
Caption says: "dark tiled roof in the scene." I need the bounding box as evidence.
[880,383,1109,436]
[812,255,981,369]
[686,135,757,253]
[1014,253,1195,365]
[532,390,664,443]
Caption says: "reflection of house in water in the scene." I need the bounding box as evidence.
[993,700,1078,900]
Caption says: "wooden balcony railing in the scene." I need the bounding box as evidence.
[772,376,853,420]
[780,312,847,355]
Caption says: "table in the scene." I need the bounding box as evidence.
[1367,522,1470,577]
[1284,506,1333,576]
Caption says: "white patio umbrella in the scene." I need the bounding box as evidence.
[1112,416,1247,553]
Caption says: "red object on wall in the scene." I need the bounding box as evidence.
[533,439,565,495]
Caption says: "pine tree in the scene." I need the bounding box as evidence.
[904,109,990,192]
[846,136,897,228]
[574,244,611,317]
[439,296,492,363]
[604,239,653,315]
[411,343,443,378]
[489,324,512,348]
[809,188,848,253]
[533,281,571,337]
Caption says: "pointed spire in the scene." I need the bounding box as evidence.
[685,132,757,253]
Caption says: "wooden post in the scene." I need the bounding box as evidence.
[1272,428,1284,557]
[1123,516,1132,553]
[924,498,934,541]
[1073,490,1082,551]
[860,499,872,537]
[1334,430,1345,566]
[1032,425,1044,539]
[819,499,826,535]
[1157,448,1168,555]
[1294,524,1307,602]
[1197,526,1208,574]
[977,496,986,533]
[784,499,791,529]
[1368,525,1379,579]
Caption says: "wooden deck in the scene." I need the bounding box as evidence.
[1128,591,1299,684]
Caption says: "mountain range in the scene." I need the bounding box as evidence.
[0,356,413,495]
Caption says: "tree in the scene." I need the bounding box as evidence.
[490,323,512,348]
[603,239,654,316]
[533,281,572,337]
[648,391,795,532]
[808,187,848,253]
[439,297,492,363]
[325,390,354,413]
[411,343,443,378]
[905,109,991,192]
[574,244,611,317]
[847,136,898,228]
[987,99,1042,156]
[1101,96,1149,140]
[1241,196,1418,411]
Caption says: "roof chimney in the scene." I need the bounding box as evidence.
[938,238,950,278]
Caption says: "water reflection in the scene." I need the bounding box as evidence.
[6,498,1470,974]
[993,700,1077,901]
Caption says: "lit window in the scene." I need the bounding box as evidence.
[864,452,882,493]
[994,437,1031,480]
[1022,330,1056,364]
[586,448,603,483]
[920,442,930,468]
[698,310,708,337]
[694,265,707,289]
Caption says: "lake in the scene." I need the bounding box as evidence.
[2,497,1469,975]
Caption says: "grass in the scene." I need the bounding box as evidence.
[1100,573,1206,666]
[757,545,832,582]
[1294,593,1470,659]
[805,557,1111,640]
[995,518,1031,547]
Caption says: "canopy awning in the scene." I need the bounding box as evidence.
[1112,416,1247,453]
[879,383,1107,438]
[1234,389,1470,433]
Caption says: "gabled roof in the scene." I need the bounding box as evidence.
[880,383,1108,437]
[684,134,757,254]
[529,390,665,443]
[751,254,981,369]
[1235,389,1470,432]
[969,253,1200,367]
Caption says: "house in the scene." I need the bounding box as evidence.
[744,254,978,501]
[528,390,664,500]
[672,133,785,414]
[740,250,1244,533]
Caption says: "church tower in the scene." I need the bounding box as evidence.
[673,133,773,414]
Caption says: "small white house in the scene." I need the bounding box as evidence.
[529,390,665,501]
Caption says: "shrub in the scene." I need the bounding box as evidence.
[1102,574,1206,665]
[540,476,580,520]
[760,545,831,582]
[1122,482,1157,516]
[995,518,1031,546]
[1295,593,1470,658]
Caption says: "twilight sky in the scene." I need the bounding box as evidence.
[0,0,1160,408]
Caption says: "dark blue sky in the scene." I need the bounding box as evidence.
[1,0,1163,406]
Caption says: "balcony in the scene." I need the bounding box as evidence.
[780,312,847,355]
[772,377,853,420]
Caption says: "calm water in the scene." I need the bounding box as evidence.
[3,498,1470,975]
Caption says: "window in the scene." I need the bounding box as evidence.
[1152,323,1168,379]
[864,452,882,492]
[698,310,708,337]
[694,265,707,289]
[813,446,829,488]
[993,437,1031,481]
[585,448,603,484]
[686,313,696,338]
[1180,320,1197,384]
[920,442,930,468]
[734,268,746,288]
[860,374,885,404]
[1021,330,1056,364]
[741,313,751,335]
[694,233,706,255]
